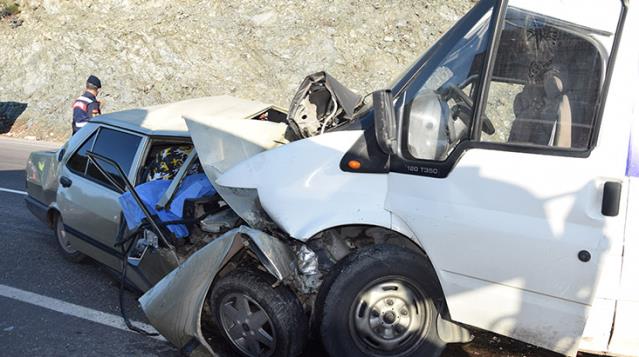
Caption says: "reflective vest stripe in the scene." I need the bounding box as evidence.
[72,101,88,111]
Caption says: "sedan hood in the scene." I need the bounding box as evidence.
[184,97,289,182]
[185,96,290,229]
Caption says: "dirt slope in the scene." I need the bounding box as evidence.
[0,0,473,140]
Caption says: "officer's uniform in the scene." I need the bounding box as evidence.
[72,75,102,134]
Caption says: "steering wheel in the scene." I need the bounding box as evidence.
[447,85,495,135]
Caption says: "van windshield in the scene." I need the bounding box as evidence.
[389,0,496,96]
[396,2,495,161]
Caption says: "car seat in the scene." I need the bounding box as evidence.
[508,72,572,148]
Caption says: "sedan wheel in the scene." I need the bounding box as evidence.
[54,213,87,263]
[210,269,307,357]
[219,293,277,356]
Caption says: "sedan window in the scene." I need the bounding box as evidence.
[67,131,97,175]
[86,128,142,191]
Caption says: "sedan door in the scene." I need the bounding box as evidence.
[57,126,145,271]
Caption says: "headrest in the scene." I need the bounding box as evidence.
[543,73,564,98]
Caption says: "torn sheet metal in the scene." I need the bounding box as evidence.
[287,71,363,138]
[296,245,322,293]
[139,226,295,355]
[184,114,288,182]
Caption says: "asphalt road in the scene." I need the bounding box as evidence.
[0,136,563,357]
[0,137,178,356]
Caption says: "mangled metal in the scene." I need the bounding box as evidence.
[295,245,322,294]
[184,114,289,181]
[287,71,363,138]
[199,209,240,234]
[139,225,296,355]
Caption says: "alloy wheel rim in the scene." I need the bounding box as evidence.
[349,277,429,356]
[219,292,276,357]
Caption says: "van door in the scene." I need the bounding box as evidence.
[385,0,625,354]
[58,126,144,272]
[607,57,639,354]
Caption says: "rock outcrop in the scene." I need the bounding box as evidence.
[0,0,473,140]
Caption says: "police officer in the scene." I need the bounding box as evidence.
[72,75,103,134]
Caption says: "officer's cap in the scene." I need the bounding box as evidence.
[86,75,102,89]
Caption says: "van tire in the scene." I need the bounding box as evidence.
[54,213,87,263]
[319,244,445,357]
[209,269,307,357]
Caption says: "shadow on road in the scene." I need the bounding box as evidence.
[0,169,27,191]
[0,101,28,134]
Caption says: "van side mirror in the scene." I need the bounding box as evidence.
[372,89,397,155]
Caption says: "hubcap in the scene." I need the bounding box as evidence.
[349,278,428,355]
[56,218,77,254]
[218,293,276,357]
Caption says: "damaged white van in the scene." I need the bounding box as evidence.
[26,0,639,356]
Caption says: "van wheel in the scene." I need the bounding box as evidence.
[54,213,87,263]
[319,244,445,357]
[210,269,307,357]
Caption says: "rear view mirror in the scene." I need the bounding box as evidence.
[372,90,397,155]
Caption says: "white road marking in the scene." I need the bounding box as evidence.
[0,187,27,195]
[0,284,166,341]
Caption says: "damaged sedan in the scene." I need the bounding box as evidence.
[25,0,639,356]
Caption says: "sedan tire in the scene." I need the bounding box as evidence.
[54,213,87,263]
[210,268,308,357]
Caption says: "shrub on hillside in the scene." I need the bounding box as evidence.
[0,1,19,19]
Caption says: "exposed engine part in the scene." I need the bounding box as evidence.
[287,71,363,138]
[213,186,280,233]
[295,245,323,294]
[199,208,240,233]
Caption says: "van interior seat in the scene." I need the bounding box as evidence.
[542,73,572,148]
[508,72,572,148]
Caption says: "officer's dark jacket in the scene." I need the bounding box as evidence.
[72,91,101,133]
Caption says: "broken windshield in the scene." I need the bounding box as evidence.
[389,0,496,96]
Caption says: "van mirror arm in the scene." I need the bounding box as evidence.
[372,89,398,155]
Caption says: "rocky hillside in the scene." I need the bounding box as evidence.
[0,0,473,141]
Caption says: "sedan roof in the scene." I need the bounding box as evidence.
[91,96,275,137]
